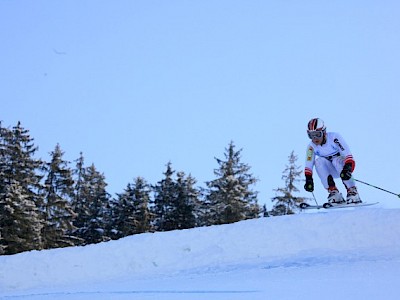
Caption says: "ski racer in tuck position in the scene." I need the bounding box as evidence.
[304,118,362,205]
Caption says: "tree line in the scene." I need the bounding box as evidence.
[0,121,305,255]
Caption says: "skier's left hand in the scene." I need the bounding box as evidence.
[340,163,352,180]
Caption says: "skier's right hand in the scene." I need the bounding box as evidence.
[304,175,314,192]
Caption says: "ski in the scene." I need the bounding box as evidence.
[298,202,323,210]
[299,202,379,210]
[322,202,379,209]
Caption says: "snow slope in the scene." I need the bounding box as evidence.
[1,207,400,299]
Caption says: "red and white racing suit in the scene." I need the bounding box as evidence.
[304,132,356,190]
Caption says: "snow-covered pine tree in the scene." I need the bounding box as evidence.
[85,164,111,244]
[113,177,153,238]
[0,122,43,254]
[270,151,306,216]
[40,143,79,249]
[152,164,200,231]
[71,154,111,245]
[174,172,199,229]
[152,162,178,232]
[205,141,259,225]
[0,181,43,254]
[71,153,88,244]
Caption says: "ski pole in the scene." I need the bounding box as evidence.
[353,178,400,198]
[311,192,320,206]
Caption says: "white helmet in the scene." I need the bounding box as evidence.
[307,118,326,139]
[307,118,326,131]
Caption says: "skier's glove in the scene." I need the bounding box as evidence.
[340,163,353,180]
[304,175,314,192]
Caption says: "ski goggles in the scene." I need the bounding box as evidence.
[307,130,324,139]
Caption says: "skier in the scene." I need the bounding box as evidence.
[303,118,362,205]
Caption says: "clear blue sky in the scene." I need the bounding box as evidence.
[1,0,399,208]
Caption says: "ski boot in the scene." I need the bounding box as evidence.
[327,188,346,205]
[346,186,362,204]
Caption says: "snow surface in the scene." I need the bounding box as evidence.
[1,206,400,299]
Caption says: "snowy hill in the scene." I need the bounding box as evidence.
[1,207,400,299]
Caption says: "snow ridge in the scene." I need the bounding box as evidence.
[1,208,400,296]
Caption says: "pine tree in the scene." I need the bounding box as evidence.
[0,122,43,254]
[173,172,198,229]
[114,177,153,238]
[71,152,86,236]
[41,144,79,249]
[86,164,111,244]
[152,162,178,232]
[0,180,43,254]
[270,151,306,216]
[152,164,200,231]
[71,154,111,245]
[205,141,259,225]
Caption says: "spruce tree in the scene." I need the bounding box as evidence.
[152,164,201,231]
[41,144,79,249]
[152,162,178,232]
[71,154,111,245]
[205,141,259,225]
[0,122,43,254]
[0,181,43,254]
[174,172,199,229]
[114,177,153,238]
[71,152,86,234]
[270,151,306,216]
